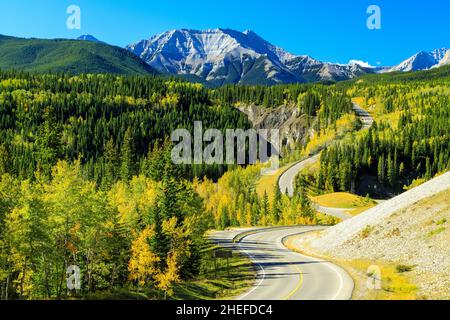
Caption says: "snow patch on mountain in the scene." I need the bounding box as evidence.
[126,29,449,84]
[435,50,450,68]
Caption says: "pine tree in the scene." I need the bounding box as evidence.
[120,128,135,181]
[0,144,8,176]
[35,107,62,178]
[219,205,230,230]
[102,138,119,189]
[262,191,270,223]
[272,185,282,225]
[377,154,385,183]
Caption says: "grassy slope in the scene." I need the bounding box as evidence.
[0,35,157,75]
[173,246,255,300]
[312,192,377,215]
[255,164,291,201]
[312,192,374,208]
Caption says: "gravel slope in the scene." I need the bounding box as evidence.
[302,172,450,299]
[309,172,450,250]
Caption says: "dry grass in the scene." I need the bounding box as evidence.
[312,192,377,209]
[343,260,418,300]
[255,164,290,200]
[346,205,374,216]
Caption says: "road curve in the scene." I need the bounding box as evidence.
[210,227,354,300]
[352,102,374,129]
[312,204,353,220]
[279,103,374,203]
[278,154,320,197]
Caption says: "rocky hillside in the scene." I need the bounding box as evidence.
[237,104,310,149]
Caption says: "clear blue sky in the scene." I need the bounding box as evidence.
[0,0,448,66]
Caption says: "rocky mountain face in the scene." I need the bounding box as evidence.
[126,28,374,86]
[436,50,450,67]
[237,104,310,150]
[69,29,448,84]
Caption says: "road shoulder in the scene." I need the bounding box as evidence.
[284,231,419,300]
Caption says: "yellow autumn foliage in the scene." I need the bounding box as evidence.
[128,226,160,287]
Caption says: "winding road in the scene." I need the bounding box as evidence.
[211,227,354,300]
[209,103,372,300]
[278,154,320,197]
[278,102,374,220]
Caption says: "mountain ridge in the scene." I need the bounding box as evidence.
[77,34,103,43]
[389,48,449,72]
[126,28,374,85]
[0,34,157,75]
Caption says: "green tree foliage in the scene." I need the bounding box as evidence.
[317,82,450,195]
[0,71,250,182]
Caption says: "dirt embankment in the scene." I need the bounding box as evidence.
[292,172,450,299]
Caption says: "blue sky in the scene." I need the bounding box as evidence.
[0,0,448,66]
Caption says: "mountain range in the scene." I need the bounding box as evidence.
[77,34,103,43]
[126,28,374,85]
[126,29,449,85]
[0,30,448,85]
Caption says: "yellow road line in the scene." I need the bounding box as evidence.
[283,265,304,300]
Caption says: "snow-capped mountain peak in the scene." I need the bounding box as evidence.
[437,50,450,67]
[348,60,375,69]
[126,28,372,85]
[390,48,449,72]
[126,28,448,85]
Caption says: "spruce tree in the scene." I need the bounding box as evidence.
[120,128,135,182]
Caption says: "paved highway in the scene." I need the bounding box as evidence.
[211,227,354,300]
[278,154,320,197]
[312,204,353,220]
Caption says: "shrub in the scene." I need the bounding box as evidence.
[360,225,374,239]
[396,265,414,273]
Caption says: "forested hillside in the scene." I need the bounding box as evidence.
[0,35,157,75]
[315,80,450,197]
[0,71,251,299]
[0,71,251,182]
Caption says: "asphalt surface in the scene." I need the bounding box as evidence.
[210,227,354,300]
[352,102,374,129]
[278,154,320,197]
[312,204,353,220]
